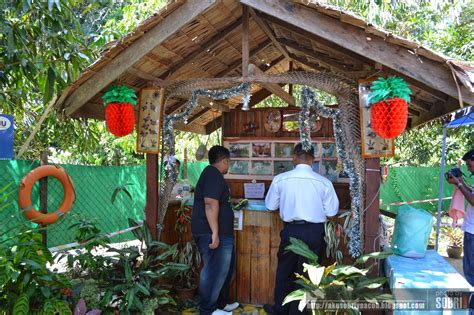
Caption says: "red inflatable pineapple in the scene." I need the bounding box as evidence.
[102,86,137,137]
[368,76,412,139]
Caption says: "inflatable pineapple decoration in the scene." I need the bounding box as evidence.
[102,86,137,137]
[368,76,412,139]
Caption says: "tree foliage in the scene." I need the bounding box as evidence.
[0,0,472,165]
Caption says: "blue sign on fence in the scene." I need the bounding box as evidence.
[0,114,14,160]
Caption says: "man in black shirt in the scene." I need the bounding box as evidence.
[192,145,237,315]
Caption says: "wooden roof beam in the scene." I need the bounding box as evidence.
[279,38,368,77]
[249,63,295,106]
[255,9,454,103]
[186,108,211,125]
[248,7,290,60]
[62,0,216,116]
[242,0,473,105]
[166,40,274,115]
[162,16,243,79]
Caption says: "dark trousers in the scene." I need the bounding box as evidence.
[463,232,474,310]
[194,233,235,315]
[274,222,325,315]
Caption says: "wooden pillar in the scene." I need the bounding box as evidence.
[288,61,294,98]
[39,151,48,246]
[242,5,249,78]
[364,158,381,275]
[145,154,159,240]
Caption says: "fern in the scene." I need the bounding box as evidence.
[13,293,29,315]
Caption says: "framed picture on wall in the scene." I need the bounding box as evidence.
[274,160,294,175]
[229,160,250,175]
[275,143,294,158]
[312,143,322,158]
[320,160,338,182]
[137,88,164,154]
[227,142,251,158]
[251,160,273,175]
[359,79,395,158]
[322,143,336,158]
[252,143,272,158]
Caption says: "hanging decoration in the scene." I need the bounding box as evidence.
[368,76,411,139]
[102,85,137,137]
[156,83,251,240]
[300,87,362,257]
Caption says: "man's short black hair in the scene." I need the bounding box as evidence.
[208,145,230,164]
[293,143,314,159]
[462,149,474,161]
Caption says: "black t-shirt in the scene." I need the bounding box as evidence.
[191,165,233,235]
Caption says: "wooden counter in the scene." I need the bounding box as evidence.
[161,179,351,305]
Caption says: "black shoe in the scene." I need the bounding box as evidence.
[263,304,275,315]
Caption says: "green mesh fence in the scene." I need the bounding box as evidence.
[2,159,466,248]
[0,160,209,248]
[380,165,471,214]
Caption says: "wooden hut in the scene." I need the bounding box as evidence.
[54,0,473,305]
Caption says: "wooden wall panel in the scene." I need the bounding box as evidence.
[223,108,334,139]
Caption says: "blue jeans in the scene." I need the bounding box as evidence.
[464,232,474,310]
[194,233,235,315]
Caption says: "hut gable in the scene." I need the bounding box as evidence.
[55,0,473,134]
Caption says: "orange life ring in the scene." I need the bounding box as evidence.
[18,165,75,225]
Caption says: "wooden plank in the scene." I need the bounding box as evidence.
[145,154,159,240]
[249,64,295,106]
[241,0,473,105]
[249,8,290,60]
[127,67,163,83]
[279,38,367,76]
[242,5,249,78]
[364,158,380,276]
[411,98,460,127]
[161,16,243,79]
[237,210,252,303]
[186,108,210,125]
[215,38,272,77]
[63,0,217,116]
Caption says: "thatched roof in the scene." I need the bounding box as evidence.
[55,0,473,134]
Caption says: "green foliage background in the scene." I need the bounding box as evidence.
[0,0,472,166]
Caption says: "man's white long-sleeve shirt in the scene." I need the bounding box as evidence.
[265,164,339,223]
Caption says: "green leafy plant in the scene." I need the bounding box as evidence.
[56,218,112,280]
[102,85,137,106]
[324,221,343,264]
[0,229,72,314]
[111,183,134,204]
[172,200,201,290]
[442,226,464,247]
[97,219,188,313]
[172,241,201,290]
[283,238,392,315]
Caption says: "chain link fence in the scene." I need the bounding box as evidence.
[0,160,146,247]
[2,160,466,248]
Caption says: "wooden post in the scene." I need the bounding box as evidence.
[364,158,381,276]
[288,61,294,100]
[145,154,159,240]
[242,5,249,78]
[39,151,48,246]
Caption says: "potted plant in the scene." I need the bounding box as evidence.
[443,226,464,259]
[172,199,201,299]
[283,238,392,314]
